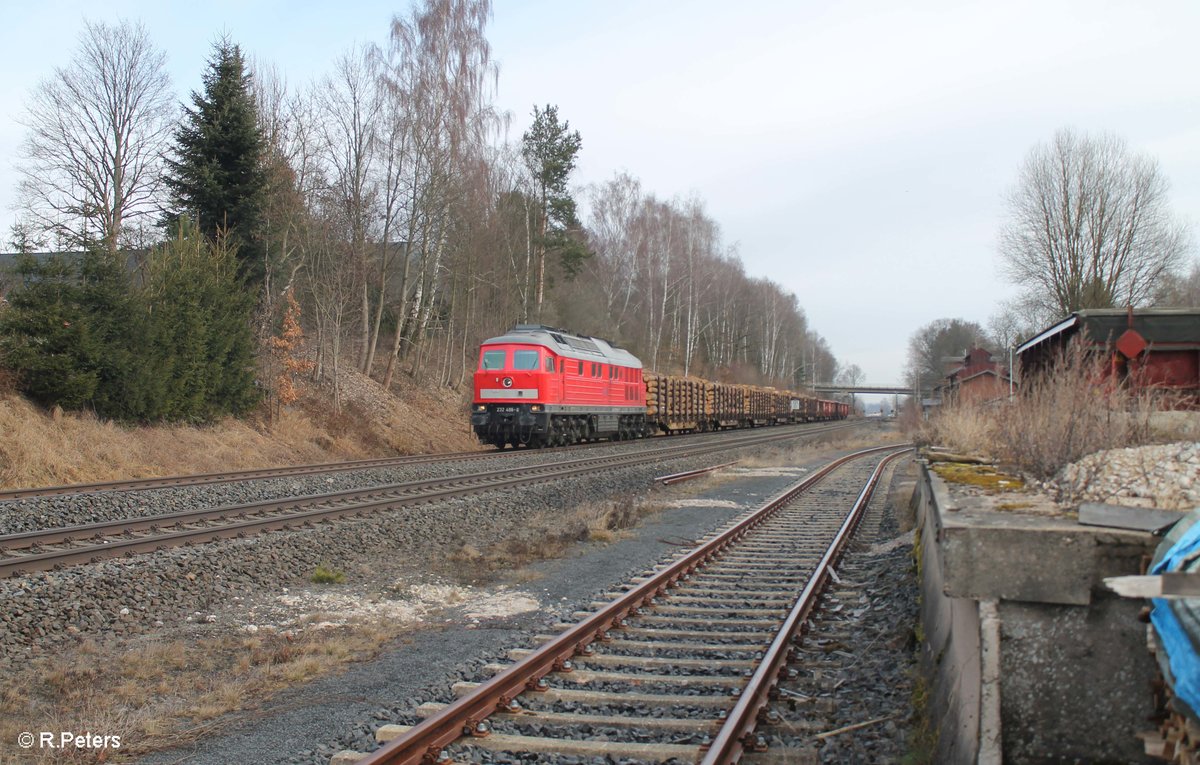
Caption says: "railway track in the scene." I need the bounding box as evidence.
[337,444,910,765]
[0,421,862,502]
[0,423,860,578]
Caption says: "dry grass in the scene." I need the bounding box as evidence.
[443,497,649,583]
[918,343,1170,480]
[735,426,901,471]
[0,624,403,764]
[0,368,480,490]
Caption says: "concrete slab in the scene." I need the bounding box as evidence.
[933,478,1155,606]
[918,460,1160,764]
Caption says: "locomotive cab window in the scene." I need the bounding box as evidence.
[512,350,539,370]
[481,350,505,370]
[545,356,554,372]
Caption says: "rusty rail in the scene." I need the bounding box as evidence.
[0,450,493,500]
[1,427,859,578]
[357,443,909,765]
[0,421,860,501]
[654,461,740,485]
[700,446,911,764]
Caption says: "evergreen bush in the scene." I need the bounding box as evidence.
[0,221,260,422]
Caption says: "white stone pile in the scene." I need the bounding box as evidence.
[1052,441,1200,510]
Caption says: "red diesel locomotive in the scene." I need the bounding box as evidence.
[470,325,649,448]
[471,325,850,449]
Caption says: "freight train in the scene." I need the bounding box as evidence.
[470,325,849,449]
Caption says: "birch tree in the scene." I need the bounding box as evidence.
[315,44,382,373]
[379,0,497,388]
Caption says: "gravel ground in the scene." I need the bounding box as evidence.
[132,444,861,765]
[0,426,872,664]
[0,426,853,535]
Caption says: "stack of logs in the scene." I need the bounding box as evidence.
[745,386,773,425]
[706,381,744,428]
[644,373,706,432]
[645,373,827,433]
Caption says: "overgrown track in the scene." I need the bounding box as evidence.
[346,445,910,765]
[0,421,861,501]
[0,424,861,578]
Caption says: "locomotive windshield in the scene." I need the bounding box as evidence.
[481,350,505,370]
[512,350,540,370]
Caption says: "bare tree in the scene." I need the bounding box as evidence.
[837,363,865,387]
[315,44,383,373]
[987,298,1042,352]
[1153,258,1200,308]
[378,0,497,388]
[1000,128,1190,322]
[905,318,990,391]
[586,173,644,340]
[17,19,173,255]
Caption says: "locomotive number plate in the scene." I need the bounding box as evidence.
[496,406,519,413]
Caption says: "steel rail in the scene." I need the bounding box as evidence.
[700,446,912,765]
[0,450,493,501]
[0,421,861,501]
[355,443,909,765]
[0,427,851,578]
[654,461,740,485]
[1,425,835,551]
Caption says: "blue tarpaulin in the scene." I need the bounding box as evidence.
[1151,511,1200,721]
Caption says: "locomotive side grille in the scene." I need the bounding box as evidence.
[479,388,541,398]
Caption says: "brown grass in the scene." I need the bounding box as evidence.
[0,625,403,763]
[735,426,901,470]
[0,369,479,490]
[443,497,649,583]
[918,343,1168,480]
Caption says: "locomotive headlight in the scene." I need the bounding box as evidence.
[473,404,486,412]
[530,404,543,412]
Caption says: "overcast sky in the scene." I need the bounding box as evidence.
[2,0,1197,385]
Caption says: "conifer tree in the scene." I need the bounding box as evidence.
[521,104,586,320]
[165,38,268,287]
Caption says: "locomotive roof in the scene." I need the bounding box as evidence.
[481,325,643,368]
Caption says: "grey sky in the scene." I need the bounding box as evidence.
[2,0,1196,385]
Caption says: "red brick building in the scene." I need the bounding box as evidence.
[937,347,1012,406]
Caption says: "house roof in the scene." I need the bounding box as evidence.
[1017,308,1200,357]
[958,368,1011,385]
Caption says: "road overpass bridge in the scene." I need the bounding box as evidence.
[811,384,917,396]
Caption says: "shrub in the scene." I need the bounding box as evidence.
[921,340,1159,480]
[310,565,346,585]
[0,221,260,422]
[993,342,1157,479]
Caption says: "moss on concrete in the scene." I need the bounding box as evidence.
[930,462,1025,492]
